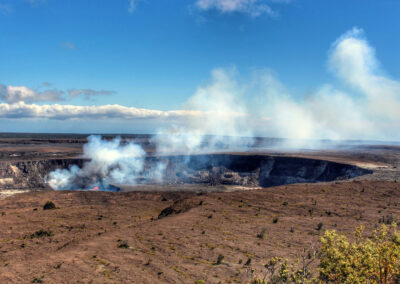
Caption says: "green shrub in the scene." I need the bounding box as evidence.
[319,224,400,283]
[29,229,53,239]
[251,224,400,283]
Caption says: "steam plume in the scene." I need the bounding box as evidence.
[47,136,146,190]
[47,27,400,190]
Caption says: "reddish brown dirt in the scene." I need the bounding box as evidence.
[0,180,399,283]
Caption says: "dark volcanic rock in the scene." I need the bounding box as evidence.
[156,154,372,187]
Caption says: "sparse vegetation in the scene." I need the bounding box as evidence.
[31,276,44,283]
[257,228,267,239]
[245,257,252,266]
[379,214,395,224]
[43,201,56,210]
[215,254,225,265]
[117,240,130,249]
[28,229,53,239]
[251,225,400,283]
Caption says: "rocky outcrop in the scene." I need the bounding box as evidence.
[0,159,85,189]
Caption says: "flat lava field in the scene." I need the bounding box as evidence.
[0,134,400,283]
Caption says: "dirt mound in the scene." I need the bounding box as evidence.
[158,197,202,219]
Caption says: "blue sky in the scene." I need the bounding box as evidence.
[0,0,400,137]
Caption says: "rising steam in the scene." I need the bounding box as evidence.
[47,27,400,190]
[46,135,147,190]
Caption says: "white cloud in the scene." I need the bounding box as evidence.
[26,0,46,6]
[196,0,280,17]
[128,0,137,13]
[68,89,116,100]
[0,84,64,103]
[0,85,116,103]
[0,101,202,121]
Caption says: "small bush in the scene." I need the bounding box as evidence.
[257,228,267,239]
[251,225,400,283]
[317,222,323,231]
[244,257,252,266]
[31,276,44,283]
[273,217,279,224]
[215,254,224,265]
[117,240,130,249]
[43,201,56,210]
[29,229,53,239]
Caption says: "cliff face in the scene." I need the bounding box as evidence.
[0,159,85,189]
[0,154,372,190]
[159,154,372,187]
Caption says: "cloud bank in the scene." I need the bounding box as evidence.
[0,101,201,121]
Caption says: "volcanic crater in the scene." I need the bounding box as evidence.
[0,153,372,191]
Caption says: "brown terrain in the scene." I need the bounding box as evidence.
[0,134,400,283]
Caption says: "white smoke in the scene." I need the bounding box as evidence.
[162,27,400,147]
[256,27,400,143]
[47,135,147,190]
[48,27,400,190]
[153,68,253,154]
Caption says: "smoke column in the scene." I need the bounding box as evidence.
[47,135,146,190]
[47,27,400,190]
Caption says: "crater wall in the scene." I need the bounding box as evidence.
[0,154,372,190]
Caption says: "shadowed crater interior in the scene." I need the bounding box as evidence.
[0,154,372,190]
[146,154,372,187]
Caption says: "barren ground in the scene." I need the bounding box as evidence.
[1,181,400,283]
[0,135,400,283]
